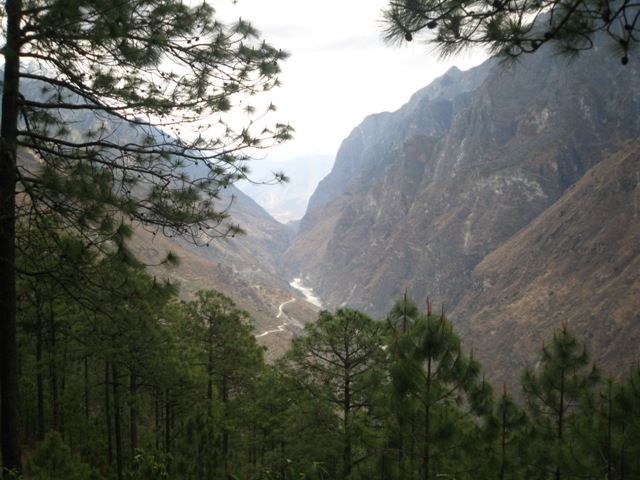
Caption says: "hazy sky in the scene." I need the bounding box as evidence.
[221,0,488,161]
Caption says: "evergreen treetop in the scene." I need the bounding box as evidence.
[382,0,638,64]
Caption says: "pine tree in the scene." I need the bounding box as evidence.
[16,218,98,442]
[250,365,339,479]
[287,309,386,480]
[491,385,529,480]
[382,0,638,64]
[384,295,421,479]
[15,216,182,478]
[573,368,640,479]
[178,290,264,479]
[616,365,640,478]
[0,1,290,474]
[388,300,492,480]
[521,323,600,480]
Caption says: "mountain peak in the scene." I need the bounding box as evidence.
[285,37,640,385]
[444,65,461,75]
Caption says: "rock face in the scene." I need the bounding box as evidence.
[454,144,640,384]
[284,43,640,377]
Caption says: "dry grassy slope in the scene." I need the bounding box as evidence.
[21,151,318,357]
[453,143,640,386]
[161,186,293,287]
[129,227,319,359]
[14,73,320,358]
[17,147,317,355]
[125,185,319,358]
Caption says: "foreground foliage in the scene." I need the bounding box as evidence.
[383,0,639,64]
[8,225,640,480]
[0,1,291,474]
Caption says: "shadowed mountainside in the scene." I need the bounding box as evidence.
[284,42,640,381]
[15,72,319,353]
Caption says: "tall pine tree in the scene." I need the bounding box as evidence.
[522,323,599,480]
[287,309,385,480]
[388,300,492,480]
[0,1,290,475]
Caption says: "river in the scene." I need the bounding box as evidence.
[290,277,322,308]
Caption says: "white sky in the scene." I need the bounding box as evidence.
[221,0,488,161]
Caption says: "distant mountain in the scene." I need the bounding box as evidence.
[237,154,335,223]
[306,61,495,212]
[284,42,640,379]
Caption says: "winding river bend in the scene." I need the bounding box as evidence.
[289,277,322,308]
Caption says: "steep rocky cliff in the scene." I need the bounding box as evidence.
[285,44,640,323]
[454,143,640,384]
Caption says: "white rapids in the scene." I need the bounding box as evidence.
[290,278,322,308]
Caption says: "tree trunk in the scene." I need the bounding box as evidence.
[410,419,416,480]
[112,364,124,480]
[0,0,23,475]
[60,345,68,434]
[155,393,160,451]
[279,440,286,480]
[556,369,565,480]
[619,421,626,480]
[36,311,45,440]
[84,356,90,419]
[130,370,138,457]
[165,389,171,453]
[250,419,257,471]
[207,317,214,417]
[500,399,507,480]
[48,309,60,431]
[342,370,352,480]
[607,379,612,480]
[423,402,430,480]
[222,375,232,480]
[423,357,432,480]
[398,425,405,479]
[105,362,113,466]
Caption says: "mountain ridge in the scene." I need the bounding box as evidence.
[284,41,640,379]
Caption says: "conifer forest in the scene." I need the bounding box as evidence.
[11,261,640,479]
